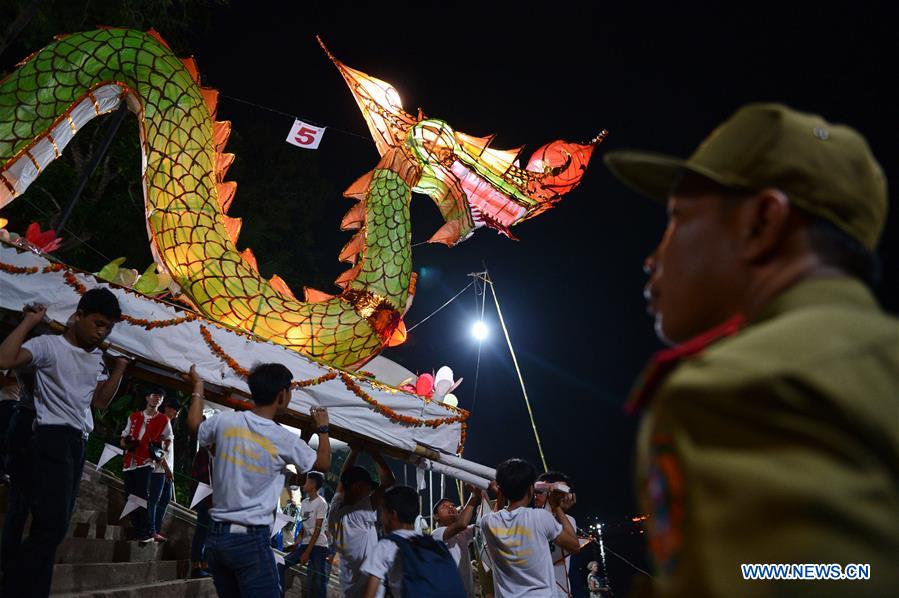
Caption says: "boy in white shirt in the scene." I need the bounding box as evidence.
[534,471,582,597]
[186,362,331,598]
[328,445,394,597]
[480,459,579,598]
[148,396,180,542]
[361,485,465,598]
[286,470,329,597]
[431,487,482,596]
[0,290,127,597]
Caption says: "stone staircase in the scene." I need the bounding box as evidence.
[0,464,216,597]
[0,462,341,597]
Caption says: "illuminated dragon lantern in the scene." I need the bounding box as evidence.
[0,29,603,368]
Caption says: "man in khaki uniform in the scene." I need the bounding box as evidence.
[604,104,898,596]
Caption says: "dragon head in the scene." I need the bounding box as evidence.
[320,38,604,246]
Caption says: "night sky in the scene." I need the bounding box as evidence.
[186,1,899,584]
[7,2,899,591]
[183,4,899,586]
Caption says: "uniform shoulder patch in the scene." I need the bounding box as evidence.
[644,433,684,577]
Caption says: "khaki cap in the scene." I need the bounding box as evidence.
[604,103,888,250]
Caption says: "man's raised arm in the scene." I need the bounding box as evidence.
[0,304,44,370]
[550,492,581,553]
[369,448,395,509]
[184,365,205,436]
[92,356,130,408]
[442,486,482,541]
[310,407,331,472]
[335,444,360,496]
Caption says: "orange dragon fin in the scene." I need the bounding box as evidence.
[222,216,242,244]
[341,201,366,231]
[239,248,258,272]
[338,231,365,264]
[269,275,297,300]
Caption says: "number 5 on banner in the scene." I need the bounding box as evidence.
[286,119,325,149]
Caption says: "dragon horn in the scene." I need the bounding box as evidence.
[318,36,418,157]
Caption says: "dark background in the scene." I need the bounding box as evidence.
[2,2,897,593]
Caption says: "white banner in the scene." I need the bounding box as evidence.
[190,482,214,509]
[271,511,294,539]
[286,119,325,149]
[120,494,148,519]
[96,443,124,470]
[274,552,286,566]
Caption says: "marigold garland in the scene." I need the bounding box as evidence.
[0,260,64,275]
[293,372,338,389]
[0,262,38,274]
[200,324,251,378]
[63,270,88,294]
[457,422,468,454]
[120,311,198,330]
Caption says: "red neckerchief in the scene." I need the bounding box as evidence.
[625,314,745,415]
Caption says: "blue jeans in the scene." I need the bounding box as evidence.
[206,521,281,598]
[191,498,212,562]
[148,472,172,535]
[301,545,328,598]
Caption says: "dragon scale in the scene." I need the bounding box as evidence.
[0,29,414,368]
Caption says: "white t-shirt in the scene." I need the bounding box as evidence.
[432,525,475,596]
[121,412,173,471]
[198,411,316,527]
[300,495,329,548]
[153,421,175,475]
[329,493,379,597]
[22,334,107,434]
[360,528,420,598]
[479,507,563,598]
[550,514,577,597]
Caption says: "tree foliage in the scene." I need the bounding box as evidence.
[0,0,337,295]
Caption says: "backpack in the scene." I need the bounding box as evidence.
[385,532,466,598]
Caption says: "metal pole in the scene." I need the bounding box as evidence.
[55,103,128,233]
[485,271,549,471]
[416,457,491,490]
[429,469,434,529]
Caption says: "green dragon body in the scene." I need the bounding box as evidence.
[0,29,600,368]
